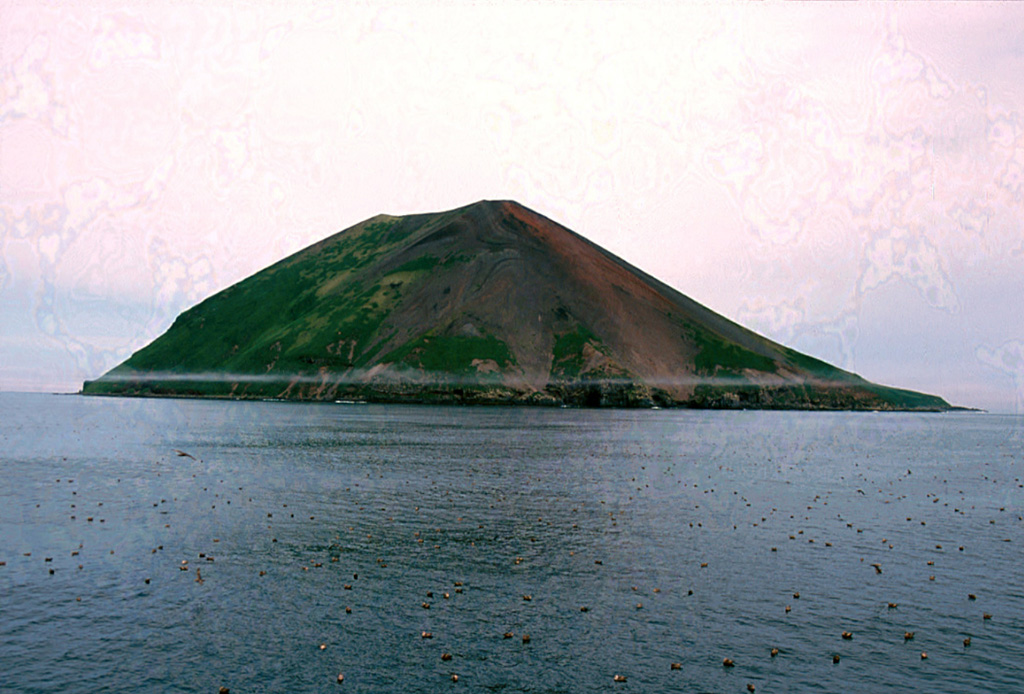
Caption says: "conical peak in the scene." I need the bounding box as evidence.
[405,199,556,249]
[455,199,557,223]
[464,199,527,213]
[82,199,953,411]
[374,200,546,236]
[455,199,532,224]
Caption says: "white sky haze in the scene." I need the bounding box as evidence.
[2,1,1023,412]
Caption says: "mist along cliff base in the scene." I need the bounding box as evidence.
[83,200,950,411]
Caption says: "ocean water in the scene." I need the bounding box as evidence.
[0,393,1021,694]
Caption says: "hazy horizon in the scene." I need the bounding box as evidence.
[2,2,1023,413]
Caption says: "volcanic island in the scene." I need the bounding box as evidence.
[83,200,951,410]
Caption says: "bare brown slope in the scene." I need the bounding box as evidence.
[359,200,839,401]
[374,200,707,395]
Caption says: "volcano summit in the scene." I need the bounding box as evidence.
[83,200,950,410]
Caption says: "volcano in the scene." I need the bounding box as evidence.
[83,200,950,410]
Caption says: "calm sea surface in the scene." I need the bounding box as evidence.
[1,392,1021,693]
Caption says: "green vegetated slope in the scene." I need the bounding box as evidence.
[88,211,490,398]
[84,200,951,410]
[97,218,409,385]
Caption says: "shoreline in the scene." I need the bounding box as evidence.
[77,387,966,413]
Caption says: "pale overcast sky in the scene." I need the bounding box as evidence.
[1,1,1023,412]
